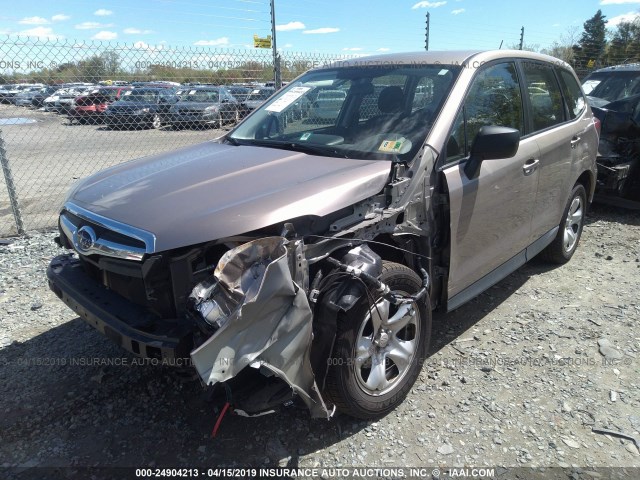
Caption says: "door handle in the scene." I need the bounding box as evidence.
[570,136,581,148]
[523,158,539,176]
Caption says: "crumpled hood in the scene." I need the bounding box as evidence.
[70,141,391,252]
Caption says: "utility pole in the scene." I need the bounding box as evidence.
[519,26,524,50]
[425,13,430,51]
[270,0,281,88]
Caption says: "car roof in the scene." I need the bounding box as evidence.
[589,63,640,73]
[321,50,571,70]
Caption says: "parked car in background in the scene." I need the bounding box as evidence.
[57,86,96,113]
[44,85,95,113]
[31,86,63,108]
[0,84,44,103]
[226,85,251,103]
[239,86,275,117]
[168,86,240,129]
[104,87,178,129]
[310,88,347,120]
[582,64,640,204]
[48,50,597,421]
[69,86,133,124]
[12,86,47,106]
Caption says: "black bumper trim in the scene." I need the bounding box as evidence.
[47,254,193,360]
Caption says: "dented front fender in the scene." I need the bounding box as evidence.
[189,236,331,419]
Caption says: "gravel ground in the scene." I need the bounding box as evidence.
[0,204,638,479]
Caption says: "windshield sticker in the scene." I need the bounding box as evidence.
[265,86,311,113]
[379,139,405,153]
[300,132,312,141]
[438,69,449,76]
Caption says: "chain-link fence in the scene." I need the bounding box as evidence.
[0,35,354,236]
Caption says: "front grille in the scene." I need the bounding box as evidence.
[63,211,147,251]
[59,202,155,261]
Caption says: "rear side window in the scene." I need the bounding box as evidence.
[522,62,565,131]
[557,69,586,120]
[446,62,523,162]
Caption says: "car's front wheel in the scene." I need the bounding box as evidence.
[542,183,587,264]
[324,261,431,419]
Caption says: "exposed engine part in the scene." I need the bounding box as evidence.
[188,236,331,419]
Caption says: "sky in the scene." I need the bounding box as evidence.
[0,0,639,56]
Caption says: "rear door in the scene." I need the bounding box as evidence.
[519,61,582,243]
[441,61,541,304]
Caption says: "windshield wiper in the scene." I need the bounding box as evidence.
[237,139,349,158]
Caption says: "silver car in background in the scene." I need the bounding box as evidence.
[48,50,598,420]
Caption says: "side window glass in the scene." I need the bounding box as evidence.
[557,69,585,120]
[446,62,522,162]
[522,62,565,131]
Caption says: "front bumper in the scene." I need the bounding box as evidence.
[105,113,153,126]
[47,254,193,361]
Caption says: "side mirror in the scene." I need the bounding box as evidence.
[464,126,520,178]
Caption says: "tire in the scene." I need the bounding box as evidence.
[151,114,162,129]
[323,261,431,419]
[541,183,587,264]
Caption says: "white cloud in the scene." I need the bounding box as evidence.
[552,23,561,27]
[19,26,63,39]
[377,47,390,51]
[282,43,293,48]
[412,1,447,9]
[94,9,113,16]
[342,47,363,51]
[608,11,640,25]
[276,21,305,31]
[451,8,465,14]
[92,30,118,40]
[600,0,640,5]
[133,41,164,51]
[123,27,153,34]
[19,16,49,25]
[51,14,70,22]
[75,22,114,30]
[303,27,340,34]
[193,37,230,46]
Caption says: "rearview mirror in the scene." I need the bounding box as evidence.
[464,126,520,178]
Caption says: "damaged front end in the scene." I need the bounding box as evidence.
[188,236,332,419]
[593,95,640,203]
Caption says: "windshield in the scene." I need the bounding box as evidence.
[120,89,159,102]
[247,88,274,101]
[582,71,640,103]
[229,64,461,161]
[181,89,220,102]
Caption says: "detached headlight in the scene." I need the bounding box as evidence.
[133,107,151,114]
[189,237,288,333]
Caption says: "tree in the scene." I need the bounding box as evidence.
[607,19,640,64]
[572,10,608,69]
[541,26,580,64]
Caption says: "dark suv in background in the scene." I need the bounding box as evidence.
[582,64,640,202]
[168,86,240,129]
[104,88,178,129]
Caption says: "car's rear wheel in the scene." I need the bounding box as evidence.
[541,183,586,264]
[324,261,431,419]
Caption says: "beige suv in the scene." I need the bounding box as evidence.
[48,50,598,419]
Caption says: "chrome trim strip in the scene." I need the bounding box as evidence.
[61,202,157,261]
